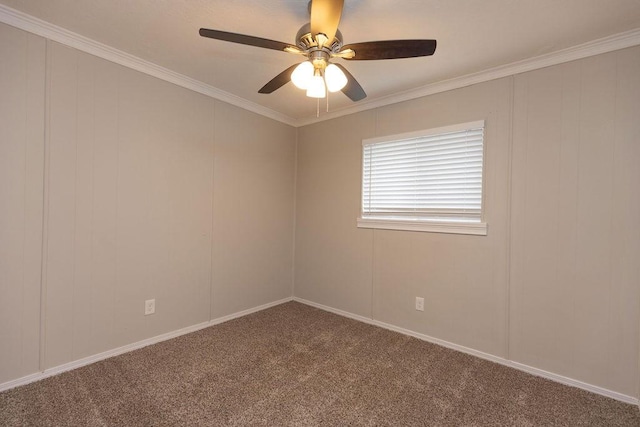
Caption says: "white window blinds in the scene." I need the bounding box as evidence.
[362,121,484,223]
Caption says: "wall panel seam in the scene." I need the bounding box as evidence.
[38,38,52,372]
[505,75,515,360]
[112,66,121,347]
[71,50,79,360]
[209,101,218,320]
[21,29,29,374]
[607,52,618,393]
[291,127,298,297]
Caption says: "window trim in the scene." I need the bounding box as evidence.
[356,217,488,235]
[358,120,488,236]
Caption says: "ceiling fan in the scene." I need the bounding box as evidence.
[199,0,437,102]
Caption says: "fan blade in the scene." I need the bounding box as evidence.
[334,64,366,102]
[199,28,299,53]
[310,0,344,46]
[341,40,437,60]
[258,64,299,94]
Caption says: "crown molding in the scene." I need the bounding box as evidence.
[296,27,640,127]
[1,4,639,129]
[0,3,298,127]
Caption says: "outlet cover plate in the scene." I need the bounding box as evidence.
[145,299,155,315]
[415,297,424,311]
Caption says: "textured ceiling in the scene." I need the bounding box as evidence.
[2,0,640,122]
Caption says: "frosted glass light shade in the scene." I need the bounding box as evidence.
[291,61,314,89]
[306,75,326,98]
[325,64,348,92]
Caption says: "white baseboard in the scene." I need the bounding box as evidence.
[0,297,293,393]
[293,297,638,406]
[4,295,636,406]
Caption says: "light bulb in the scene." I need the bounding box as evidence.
[291,61,313,89]
[306,75,326,98]
[324,63,348,92]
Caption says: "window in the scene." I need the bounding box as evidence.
[358,121,487,235]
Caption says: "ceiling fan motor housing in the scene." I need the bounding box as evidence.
[295,23,343,53]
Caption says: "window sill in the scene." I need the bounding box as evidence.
[357,217,488,236]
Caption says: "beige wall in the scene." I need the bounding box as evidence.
[0,23,296,384]
[295,112,376,318]
[295,47,640,398]
[510,49,640,397]
[211,103,296,318]
[296,78,513,360]
[0,24,45,383]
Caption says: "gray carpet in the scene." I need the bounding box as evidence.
[1,301,638,426]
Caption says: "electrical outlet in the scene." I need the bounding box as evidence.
[415,297,424,312]
[144,299,155,315]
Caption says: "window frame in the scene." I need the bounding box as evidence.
[357,120,488,236]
